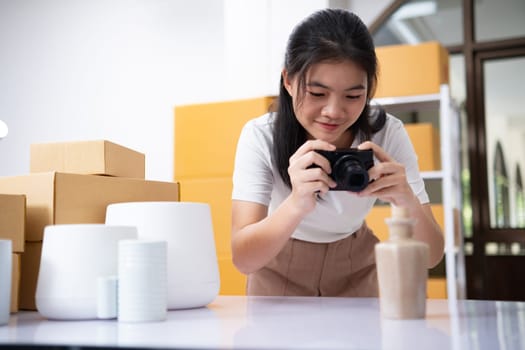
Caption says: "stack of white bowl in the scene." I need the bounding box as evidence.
[117,240,167,323]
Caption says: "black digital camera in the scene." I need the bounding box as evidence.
[315,148,374,192]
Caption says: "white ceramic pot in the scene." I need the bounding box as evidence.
[0,239,12,325]
[35,224,137,320]
[105,201,220,309]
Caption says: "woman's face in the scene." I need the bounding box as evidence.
[283,60,368,149]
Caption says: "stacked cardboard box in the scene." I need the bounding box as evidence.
[30,140,146,178]
[0,140,179,310]
[0,194,25,312]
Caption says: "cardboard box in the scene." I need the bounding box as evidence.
[405,123,441,171]
[375,41,449,98]
[0,172,179,242]
[0,194,26,252]
[30,140,145,179]
[11,253,21,313]
[19,242,40,310]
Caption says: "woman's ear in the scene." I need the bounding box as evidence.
[282,69,293,96]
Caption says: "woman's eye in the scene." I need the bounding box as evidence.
[308,91,324,97]
[346,95,362,100]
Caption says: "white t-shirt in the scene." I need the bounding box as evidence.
[232,112,429,243]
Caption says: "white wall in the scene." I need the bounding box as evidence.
[0,0,384,181]
[0,0,226,181]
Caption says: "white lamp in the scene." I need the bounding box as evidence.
[0,120,8,139]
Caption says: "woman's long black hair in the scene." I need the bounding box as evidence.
[272,8,386,189]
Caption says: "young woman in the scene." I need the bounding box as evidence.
[231,8,444,296]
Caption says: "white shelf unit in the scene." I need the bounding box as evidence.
[372,84,467,300]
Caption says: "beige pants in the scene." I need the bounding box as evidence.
[247,222,379,297]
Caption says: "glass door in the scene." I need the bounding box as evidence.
[474,52,525,300]
[483,56,525,231]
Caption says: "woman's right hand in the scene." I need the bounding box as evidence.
[287,140,337,213]
[232,139,336,274]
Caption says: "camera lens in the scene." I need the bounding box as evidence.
[332,155,370,192]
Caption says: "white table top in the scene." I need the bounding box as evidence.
[1,295,525,349]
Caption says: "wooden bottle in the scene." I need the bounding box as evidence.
[375,205,429,319]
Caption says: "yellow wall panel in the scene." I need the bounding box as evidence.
[366,206,391,242]
[427,277,447,299]
[431,204,445,232]
[177,178,233,257]
[375,41,449,98]
[366,204,444,242]
[405,123,441,171]
[218,257,246,295]
[174,97,274,179]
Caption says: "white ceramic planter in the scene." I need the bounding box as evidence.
[105,201,220,309]
[35,224,137,320]
[0,239,12,325]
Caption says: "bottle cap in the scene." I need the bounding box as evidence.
[391,205,409,219]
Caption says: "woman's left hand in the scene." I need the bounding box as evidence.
[355,141,418,208]
[356,141,445,268]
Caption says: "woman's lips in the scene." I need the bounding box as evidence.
[317,121,339,131]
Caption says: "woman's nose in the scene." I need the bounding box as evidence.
[321,97,345,119]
